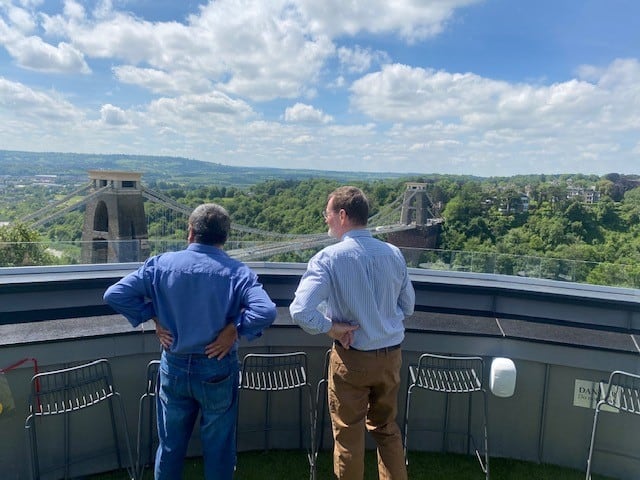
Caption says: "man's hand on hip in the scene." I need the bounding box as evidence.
[328,322,359,349]
[154,319,174,349]
[205,323,238,360]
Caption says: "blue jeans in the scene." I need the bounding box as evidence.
[155,350,239,480]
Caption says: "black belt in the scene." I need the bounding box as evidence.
[335,341,401,353]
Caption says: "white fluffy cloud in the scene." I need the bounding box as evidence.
[113,66,213,95]
[0,0,638,175]
[0,4,89,73]
[2,1,479,99]
[351,60,640,135]
[341,59,639,173]
[8,37,90,73]
[298,0,480,42]
[337,45,390,74]
[100,103,128,126]
[284,103,333,124]
[146,91,257,127]
[0,76,82,120]
[5,4,36,33]
[37,0,335,101]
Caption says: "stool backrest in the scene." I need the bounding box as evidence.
[413,353,484,393]
[28,359,116,417]
[602,370,640,415]
[240,352,309,391]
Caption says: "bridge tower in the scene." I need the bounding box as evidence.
[386,182,442,263]
[81,171,149,264]
[400,182,432,225]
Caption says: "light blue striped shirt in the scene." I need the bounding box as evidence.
[289,229,415,350]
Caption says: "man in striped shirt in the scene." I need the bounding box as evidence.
[290,186,415,480]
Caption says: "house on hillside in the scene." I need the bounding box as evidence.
[567,186,600,204]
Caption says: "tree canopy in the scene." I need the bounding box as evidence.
[4,172,640,288]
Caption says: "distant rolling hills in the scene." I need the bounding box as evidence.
[0,149,414,186]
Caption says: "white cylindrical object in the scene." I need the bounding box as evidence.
[490,357,517,398]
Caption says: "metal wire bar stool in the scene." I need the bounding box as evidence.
[135,359,160,479]
[403,353,489,479]
[585,370,640,480]
[239,352,316,480]
[24,358,135,480]
[312,349,332,467]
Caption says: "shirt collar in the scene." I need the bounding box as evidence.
[341,228,372,241]
[187,242,225,255]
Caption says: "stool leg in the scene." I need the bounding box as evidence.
[403,386,414,466]
[585,404,602,480]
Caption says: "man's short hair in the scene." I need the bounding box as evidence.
[329,186,369,226]
[189,203,231,245]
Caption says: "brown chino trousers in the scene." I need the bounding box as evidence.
[328,344,407,480]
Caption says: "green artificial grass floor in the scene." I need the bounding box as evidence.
[93,449,614,479]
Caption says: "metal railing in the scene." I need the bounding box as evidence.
[1,240,639,289]
[396,247,640,289]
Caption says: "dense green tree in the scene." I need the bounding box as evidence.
[0,223,56,267]
[440,183,486,248]
[619,187,640,224]
[6,171,640,287]
[594,198,620,230]
[563,201,602,244]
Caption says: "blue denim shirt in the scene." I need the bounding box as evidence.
[104,243,276,354]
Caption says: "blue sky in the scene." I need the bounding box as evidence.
[0,0,638,176]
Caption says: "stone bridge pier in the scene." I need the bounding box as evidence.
[387,182,442,262]
[81,170,149,264]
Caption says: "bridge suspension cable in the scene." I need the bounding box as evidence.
[141,186,321,240]
[368,199,404,227]
[20,180,424,262]
[28,185,112,228]
[22,182,93,223]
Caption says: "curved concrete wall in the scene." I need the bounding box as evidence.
[0,263,639,479]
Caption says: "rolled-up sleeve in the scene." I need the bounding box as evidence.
[289,258,333,335]
[398,270,415,317]
[235,271,277,340]
[103,266,156,328]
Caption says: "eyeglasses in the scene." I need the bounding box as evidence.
[322,209,343,219]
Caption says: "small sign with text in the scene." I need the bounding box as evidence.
[573,379,619,413]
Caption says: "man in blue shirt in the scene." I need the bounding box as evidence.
[290,186,415,480]
[104,203,276,480]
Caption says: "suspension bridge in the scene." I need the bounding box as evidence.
[20,172,441,262]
